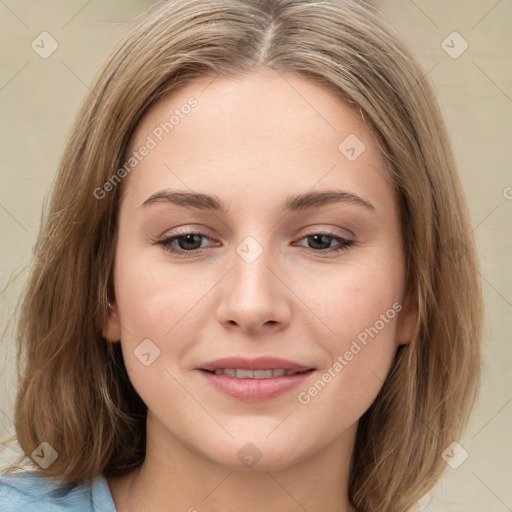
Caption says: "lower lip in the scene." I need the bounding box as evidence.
[198,370,315,401]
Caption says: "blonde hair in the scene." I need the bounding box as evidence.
[3,1,483,511]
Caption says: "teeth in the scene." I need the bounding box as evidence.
[253,370,273,378]
[236,369,253,379]
[210,368,305,378]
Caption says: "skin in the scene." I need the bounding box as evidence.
[104,69,417,512]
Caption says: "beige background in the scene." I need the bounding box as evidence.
[0,1,511,510]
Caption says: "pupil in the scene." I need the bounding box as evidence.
[180,234,201,250]
[310,234,330,250]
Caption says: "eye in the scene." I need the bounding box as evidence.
[154,230,217,257]
[294,232,354,254]
[151,229,354,257]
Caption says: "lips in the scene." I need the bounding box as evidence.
[199,356,313,373]
[197,356,315,401]
[210,368,306,378]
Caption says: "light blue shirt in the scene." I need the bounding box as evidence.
[0,470,117,511]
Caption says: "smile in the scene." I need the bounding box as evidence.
[204,368,310,378]
[198,368,315,401]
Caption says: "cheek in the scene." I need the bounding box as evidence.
[112,248,206,417]
[294,249,404,346]
[293,254,403,411]
[113,240,209,338]
[296,297,400,435]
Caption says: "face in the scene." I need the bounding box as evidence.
[104,70,416,471]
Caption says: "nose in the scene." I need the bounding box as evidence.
[215,242,292,334]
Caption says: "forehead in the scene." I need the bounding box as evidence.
[129,70,372,154]
[122,70,394,214]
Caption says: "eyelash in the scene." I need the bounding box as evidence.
[152,228,355,258]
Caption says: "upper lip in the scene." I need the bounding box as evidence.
[198,356,314,372]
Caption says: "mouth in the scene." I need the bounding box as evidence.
[198,356,314,373]
[200,368,313,378]
[197,356,316,401]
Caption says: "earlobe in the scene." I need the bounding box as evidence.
[103,301,122,342]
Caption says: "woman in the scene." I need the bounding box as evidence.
[0,0,483,511]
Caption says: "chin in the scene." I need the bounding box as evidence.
[196,431,316,473]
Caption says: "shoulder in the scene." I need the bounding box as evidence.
[0,470,116,511]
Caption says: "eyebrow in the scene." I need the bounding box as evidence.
[140,189,375,213]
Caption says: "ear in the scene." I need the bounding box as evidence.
[102,301,122,342]
[396,289,419,346]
